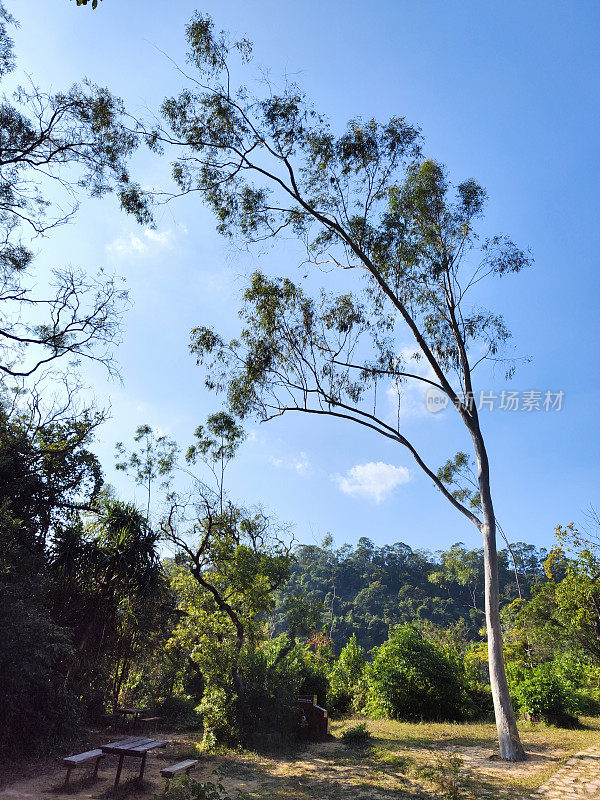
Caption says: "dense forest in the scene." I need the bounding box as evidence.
[276,538,548,651]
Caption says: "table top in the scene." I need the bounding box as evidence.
[114,707,146,715]
[101,737,167,756]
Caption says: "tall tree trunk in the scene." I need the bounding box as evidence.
[475,433,526,761]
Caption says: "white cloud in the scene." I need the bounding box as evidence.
[143,229,173,247]
[107,228,176,258]
[332,461,410,503]
[268,451,311,475]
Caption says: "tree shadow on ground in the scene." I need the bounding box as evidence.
[49,774,104,795]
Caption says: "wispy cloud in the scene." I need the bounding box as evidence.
[107,227,177,258]
[269,451,311,475]
[332,461,410,503]
[386,346,440,420]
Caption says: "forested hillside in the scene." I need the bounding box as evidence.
[276,538,549,651]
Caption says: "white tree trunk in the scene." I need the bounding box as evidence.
[481,518,526,760]
[475,431,526,761]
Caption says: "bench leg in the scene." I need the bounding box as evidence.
[64,767,73,786]
[93,755,104,778]
[113,755,124,790]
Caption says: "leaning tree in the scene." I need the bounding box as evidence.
[144,14,532,760]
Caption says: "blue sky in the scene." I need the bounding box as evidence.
[10,0,600,553]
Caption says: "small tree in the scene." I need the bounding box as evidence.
[329,634,366,713]
[115,425,178,520]
[143,14,530,759]
[120,413,295,744]
[518,516,600,664]
[186,411,245,513]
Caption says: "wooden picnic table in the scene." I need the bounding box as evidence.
[101,736,167,788]
[114,707,146,731]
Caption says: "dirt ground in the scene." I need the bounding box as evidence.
[1,720,599,800]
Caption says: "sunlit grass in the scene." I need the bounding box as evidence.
[211,716,600,799]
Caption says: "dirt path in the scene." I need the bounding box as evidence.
[533,743,600,799]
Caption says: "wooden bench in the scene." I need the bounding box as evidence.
[160,759,198,780]
[63,749,105,784]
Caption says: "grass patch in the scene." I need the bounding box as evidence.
[209,716,600,799]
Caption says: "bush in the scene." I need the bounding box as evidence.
[156,775,249,800]
[235,647,299,750]
[197,686,237,749]
[155,695,202,730]
[287,643,329,709]
[198,642,308,750]
[513,663,571,718]
[550,652,600,715]
[329,635,366,715]
[364,625,467,721]
[340,722,372,748]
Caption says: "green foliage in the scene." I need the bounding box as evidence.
[156,775,249,800]
[511,662,570,717]
[550,652,600,715]
[0,392,174,752]
[0,511,79,754]
[286,640,330,709]
[193,641,320,751]
[197,687,237,749]
[115,425,178,518]
[186,412,245,468]
[0,6,148,387]
[340,722,372,748]
[365,625,467,721]
[506,652,600,724]
[329,634,366,714]
[167,498,297,749]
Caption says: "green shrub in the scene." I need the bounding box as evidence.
[198,642,308,750]
[550,652,600,715]
[155,695,202,730]
[287,643,329,709]
[340,722,372,748]
[329,635,366,715]
[364,625,467,721]
[235,647,299,750]
[513,663,570,717]
[197,686,237,749]
[156,775,249,800]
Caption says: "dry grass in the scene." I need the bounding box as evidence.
[1,718,600,799]
[211,716,600,800]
